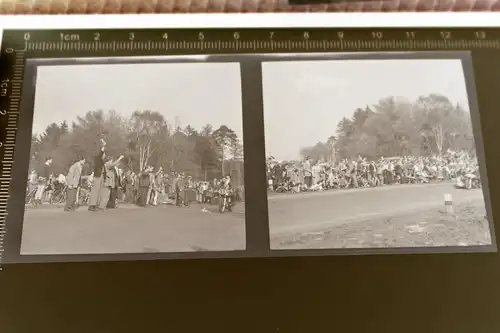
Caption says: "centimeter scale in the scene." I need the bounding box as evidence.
[0,27,500,264]
[1,28,500,55]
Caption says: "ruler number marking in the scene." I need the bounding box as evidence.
[475,31,486,39]
[440,31,451,39]
[406,31,415,39]
[372,31,383,39]
[94,33,100,41]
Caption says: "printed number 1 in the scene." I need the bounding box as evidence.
[476,31,486,39]
[441,31,451,39]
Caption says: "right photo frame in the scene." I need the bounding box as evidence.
[260,52,495,252]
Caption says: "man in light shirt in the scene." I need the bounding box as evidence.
[65,157,86,212]
[34,156,53,205]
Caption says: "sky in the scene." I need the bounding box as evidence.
[262,58,472,161]
[32,62,243,138]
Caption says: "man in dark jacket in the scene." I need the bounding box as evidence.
[88,141,106,211]
[137,167,152,207]
[175,173,187,207]
[106,166,121,209]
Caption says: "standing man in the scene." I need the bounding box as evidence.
[123,170,134,203]
[176,173,186,207]
[303,156,313,189]
[106,165,121,209]
[34,156,53,206]
[97,155,124,212]
[88,140,106,212]
[145,166,155,206]
[65,156,86,212]
[348,160,358,188]
[171,172,179,200]
[272,163,282,191]
[137,167,152,207]
[152,167,163,206]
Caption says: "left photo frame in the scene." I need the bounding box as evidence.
[5,56,256,261]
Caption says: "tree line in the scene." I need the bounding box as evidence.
[299,94,476,163]
[30,110,244,184]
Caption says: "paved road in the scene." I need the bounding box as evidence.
[268,182,486,237]
[20,182,486,255]
[21,202,245,255]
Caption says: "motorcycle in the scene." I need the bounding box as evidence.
[455,174,481,190]
[218,188,233,213]
[464,173,481,189]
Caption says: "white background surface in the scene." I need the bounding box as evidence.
[1,13,500,46]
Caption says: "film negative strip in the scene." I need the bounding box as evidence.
[0,28,498,265]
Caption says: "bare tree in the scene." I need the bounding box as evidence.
[432,123,445,156]
[128,110,167,172]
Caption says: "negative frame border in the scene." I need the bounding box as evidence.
[3,55,272,264]
[255,51,497,256]
[2,51,497,264]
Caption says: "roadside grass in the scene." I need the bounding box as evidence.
[273,201,492,249]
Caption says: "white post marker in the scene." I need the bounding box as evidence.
[444,193,454,215]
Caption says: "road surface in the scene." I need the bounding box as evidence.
[20,202,246,255]
[19,182,487,255]
[268,182,487,237]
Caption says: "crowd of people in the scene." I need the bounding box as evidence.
[26,140,241,212]
[266,149,481,193]
[27,143,481,210]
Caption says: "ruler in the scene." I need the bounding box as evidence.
[0,27,499,264]
[2,28,500,56]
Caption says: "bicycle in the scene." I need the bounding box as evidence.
[25,186,38,207]
[77,187,91,206]
[50,185,67,205]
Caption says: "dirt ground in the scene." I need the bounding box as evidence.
[272,201,492,249]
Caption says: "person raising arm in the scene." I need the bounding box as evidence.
[88,140,107,211]
[96,155,124,212]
